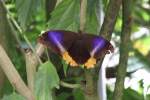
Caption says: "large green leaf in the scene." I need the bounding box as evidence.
[15,0,42,29]
[48,0,99,34]
[85,0,100,34]
[2,93,25,100]
[48,0,80,32]
[35,61,60,100]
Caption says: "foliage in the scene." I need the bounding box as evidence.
[15,0,43,30]
[0,0,150,100]
[35,61,60,100]
[48,0,80,32]
[2,93,25,100]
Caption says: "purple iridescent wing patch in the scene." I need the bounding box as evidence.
[81,34,114,59]
[47,31,65,53]
[91,37,107,56]
[92,36,114,59]
[38,30,78,54]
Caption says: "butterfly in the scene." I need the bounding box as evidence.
[38,30,114,69]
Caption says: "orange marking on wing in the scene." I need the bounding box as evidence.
[62,51,78,67]
[84,57,96,69]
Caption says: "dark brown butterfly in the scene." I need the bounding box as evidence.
[38,30,114,69]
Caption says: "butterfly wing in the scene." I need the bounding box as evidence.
[82,34,114,58]
[38,30,79,66]
[81,34,114,68]
[38,30,114,68]
[38,30,78,54]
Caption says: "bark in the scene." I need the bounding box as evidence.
[100,0,122,40]
[113,0,132,100]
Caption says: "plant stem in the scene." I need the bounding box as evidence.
[25,49,38,93]
[0,45,35,100]
[113,0,132,100]
[84,70,99,100]
[80,0,87,32]
[60,81,81,89]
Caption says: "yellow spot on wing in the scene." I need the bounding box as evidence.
[62,51,78,67]
[84,57,96,69]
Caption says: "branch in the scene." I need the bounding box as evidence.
[35,43,45,57]
[113,0,132,99]
[96,0,122,74]
[25,49,37,92]
[25,43,44,92]
[0,45,35,100]
[100,0,122,40]
[96,1,122,100]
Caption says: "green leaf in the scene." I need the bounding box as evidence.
[85,0,100,34]
[123,88,144,100]
[35,61,60,100]
[15,0,42,29]
[48,0,99,34]
[2,93,25,100]
[48,0,80,32]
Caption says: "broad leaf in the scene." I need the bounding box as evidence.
[85,0,100,34]
[2,93,25,100]
[15,0,42,29]
[48,0,80,32]
[35,61,60,100]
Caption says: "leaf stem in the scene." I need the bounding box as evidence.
[60,81,81,89]
[80,0,87,32]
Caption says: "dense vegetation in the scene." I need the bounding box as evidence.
[0,0,149,100]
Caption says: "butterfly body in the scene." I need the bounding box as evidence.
[38,30,114,68]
